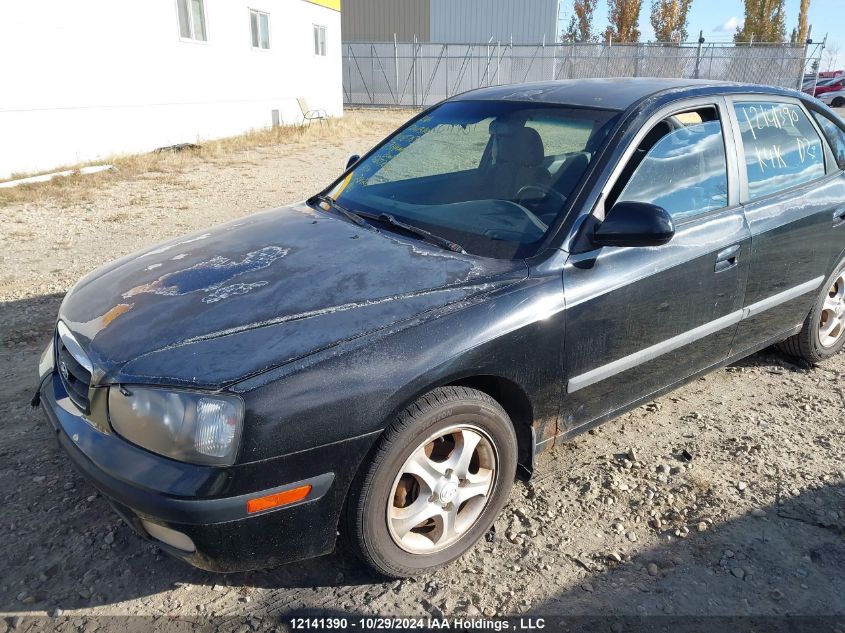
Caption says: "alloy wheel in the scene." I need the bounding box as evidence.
[819,272,845,348]
[387,425,497,554]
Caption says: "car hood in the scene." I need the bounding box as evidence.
[59,203,526,387]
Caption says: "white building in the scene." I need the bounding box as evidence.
[0,0,343,179]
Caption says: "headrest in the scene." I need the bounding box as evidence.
[496,126,545,166]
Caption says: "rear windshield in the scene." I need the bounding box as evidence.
[327,100,620,259]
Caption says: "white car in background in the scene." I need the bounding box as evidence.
[820,89,845,108]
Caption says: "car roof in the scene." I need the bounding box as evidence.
[449,77,803,111]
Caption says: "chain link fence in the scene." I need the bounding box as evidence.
[343,40,825,107]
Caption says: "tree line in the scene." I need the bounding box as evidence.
[562,0,812,45]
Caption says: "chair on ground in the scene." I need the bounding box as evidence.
[297,98,327,126]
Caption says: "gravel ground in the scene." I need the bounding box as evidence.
[1,107,844,630]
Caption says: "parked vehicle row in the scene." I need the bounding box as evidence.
[36,78,845,577]
[803,75,845,98]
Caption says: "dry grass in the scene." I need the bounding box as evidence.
[0,109,411,207]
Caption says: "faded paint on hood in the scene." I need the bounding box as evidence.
[59,203,526,387]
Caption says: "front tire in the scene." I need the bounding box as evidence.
[832,97,845,108]
[345,387,517,578]
[777,257,845,362]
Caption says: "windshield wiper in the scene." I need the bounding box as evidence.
[311,194,377,232]
[311,195,465,254]
[365,212,466,254]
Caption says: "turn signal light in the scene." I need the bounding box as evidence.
[246,484,312,513]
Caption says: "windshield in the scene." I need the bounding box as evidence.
[325,100,620,259]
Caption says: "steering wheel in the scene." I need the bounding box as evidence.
[516,184,568,209]
[514,184,568,231]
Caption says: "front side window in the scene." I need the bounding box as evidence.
[313,25,327,56]
[250,10,270,49]
[177,0,207,41]
[327,101,620,259]
[734,101,825,200]
[811,110,845,170]
[612,107,729,222]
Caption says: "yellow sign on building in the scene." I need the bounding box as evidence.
[305,0,340,11]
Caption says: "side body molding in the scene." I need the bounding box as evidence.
[567,276,824,394]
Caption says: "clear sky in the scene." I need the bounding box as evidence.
[559,0,844,69]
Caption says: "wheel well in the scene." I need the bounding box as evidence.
[447,375,535,480]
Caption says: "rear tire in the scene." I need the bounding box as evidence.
[832,97,845,108]
[777,256,845,363]
[345,386,517,578]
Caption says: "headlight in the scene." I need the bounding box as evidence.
[108,387,244,466]
[38,338,55,381]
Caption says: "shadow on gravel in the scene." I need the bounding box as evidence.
[1,291,843,619]
[0,292,64,355]
[526,481,845,618]
[728,348,815,372]
[270,484,845,630]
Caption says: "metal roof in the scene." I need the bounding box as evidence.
[450,77,803,110]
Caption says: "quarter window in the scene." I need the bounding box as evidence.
[314,25,327,56]
[734,101,825,200]
[613,107,729,221]
[811,110,845,170]
[250,10,270,49]
[177,0,207,41]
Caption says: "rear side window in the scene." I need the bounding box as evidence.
[613,106,729,222]
[811,110,845,170]
[734,102,825,200]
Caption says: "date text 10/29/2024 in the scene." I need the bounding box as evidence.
[290,617,547,630]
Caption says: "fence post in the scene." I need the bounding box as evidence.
[634,44,640,77]
[345,44,351,104]
[797,37,810,90]
[370,44,375,105]
[509,36,514,84]
[412,35,417,108]
[811,35,827,95]
[694,31,704,79]
[445,44,449,98]
[496,42,500,85]
[394,34,399,104]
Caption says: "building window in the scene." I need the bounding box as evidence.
[313,25,327,56]
[177,0,207,41]
[250,10,270,50]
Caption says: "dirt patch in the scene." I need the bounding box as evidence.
[0,107,843,628]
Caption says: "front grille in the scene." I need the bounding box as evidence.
[56,324,92,414]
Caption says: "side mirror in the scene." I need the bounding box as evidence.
[593,201,675,247]
[345,154,360,170]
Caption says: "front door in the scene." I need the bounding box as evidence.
[561,99,750,429]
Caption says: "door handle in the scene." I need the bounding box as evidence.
[833,206,845,227]
[715,244,741,272]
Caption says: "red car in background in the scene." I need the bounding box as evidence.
[814,77,845,97]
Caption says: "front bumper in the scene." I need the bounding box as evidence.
[38,373,378,572]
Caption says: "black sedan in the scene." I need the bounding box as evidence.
[36,78,845,578]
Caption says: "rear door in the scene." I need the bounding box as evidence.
[561,97,751,429]
[726,96,845,352]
